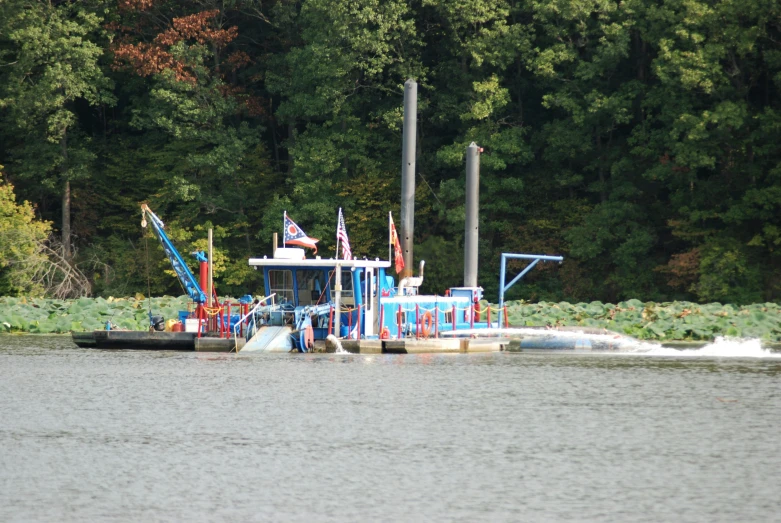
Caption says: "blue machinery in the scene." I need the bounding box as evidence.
[141,204,207,305]
[243,252,564,351]
[498,253,564,326]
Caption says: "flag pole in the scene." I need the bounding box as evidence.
[283,211,287,248]
[336,208,341,260]
[388,211,392,263]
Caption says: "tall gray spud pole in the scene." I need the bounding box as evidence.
[464,142,480,287]
[400,79,417,279]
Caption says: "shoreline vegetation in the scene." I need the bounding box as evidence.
[1,296,780,342]
[3,1,781,308]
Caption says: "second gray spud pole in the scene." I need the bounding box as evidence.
[400,79,417,279]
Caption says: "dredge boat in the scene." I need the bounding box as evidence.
[239,248,492,352]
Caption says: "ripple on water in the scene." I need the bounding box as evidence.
[0,335,779,522]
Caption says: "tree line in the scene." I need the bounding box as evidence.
[1,0,780,304]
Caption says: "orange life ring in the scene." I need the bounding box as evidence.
[303,325,314,350]
[380,326,390,340]
[420,311,434,338]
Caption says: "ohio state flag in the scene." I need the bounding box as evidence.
[284,212,319,253]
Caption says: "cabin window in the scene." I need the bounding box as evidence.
[296,270,327,306]
[328,269,354,305]
[268,270,294,306]
[443,310,453,325]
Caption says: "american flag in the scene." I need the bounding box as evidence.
[337,208,352,260]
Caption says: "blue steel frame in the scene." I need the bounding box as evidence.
[144,208,207,304]
[498,253,564,326]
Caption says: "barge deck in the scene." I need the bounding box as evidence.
[72,331,243,352]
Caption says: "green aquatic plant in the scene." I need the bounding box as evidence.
[0,295,193,334]
[502,300,781,342]
[1,296,780,342]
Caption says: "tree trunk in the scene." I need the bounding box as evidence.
[60,132,72,261]
[270,99,281,171]
[287,123,295,175]
[596,130,607,203]
[342,120,349,175]
[634,31,646,123]
[517,60,524,124]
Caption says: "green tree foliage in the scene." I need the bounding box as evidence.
[0,0,114,260]
[263,0,425,257]
[0,166,52,296]
[1,0,781,304]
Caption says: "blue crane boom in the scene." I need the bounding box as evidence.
[141,204,207,304]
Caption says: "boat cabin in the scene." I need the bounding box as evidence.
[248,248,485,341]
[249,248,391,337]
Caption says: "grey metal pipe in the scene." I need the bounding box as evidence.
[464,142,480,287]
[334,264,342,337]
[400,79,417,279]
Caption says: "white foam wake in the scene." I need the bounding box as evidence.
[632,337,781,358]
[326,334,350,354]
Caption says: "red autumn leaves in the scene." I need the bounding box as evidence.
[113,10,241,85]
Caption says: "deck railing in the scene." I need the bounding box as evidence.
[232,293,276,352]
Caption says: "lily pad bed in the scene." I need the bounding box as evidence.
[2,296,780,342]
[499,299,781,342]
[0,295,193,334]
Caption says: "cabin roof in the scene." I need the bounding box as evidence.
[248,257,391,269]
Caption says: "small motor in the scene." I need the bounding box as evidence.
[150,314,165,331]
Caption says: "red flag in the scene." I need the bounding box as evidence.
[389,212,405,274]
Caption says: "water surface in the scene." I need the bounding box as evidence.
[1,335,779,522]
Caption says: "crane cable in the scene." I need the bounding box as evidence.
[141,208,192,327]
[144,239,153,328]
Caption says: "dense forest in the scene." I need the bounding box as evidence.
[1,0,780,305]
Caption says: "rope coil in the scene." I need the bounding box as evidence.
[203,306,223,317]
